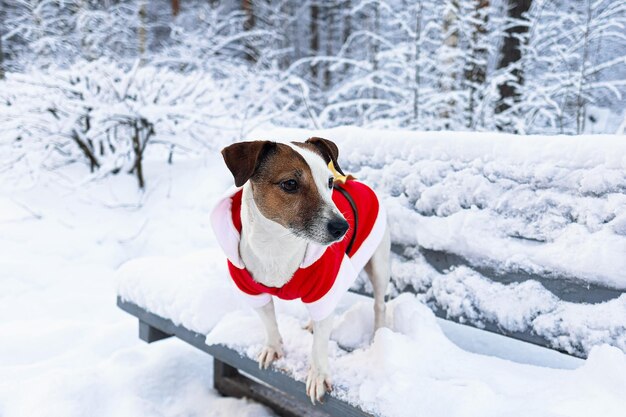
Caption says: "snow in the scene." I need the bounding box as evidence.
[117,250,244,335]
[0,159,274,417]
[251,127,626,356]
[121,265,626,417]
[3,127,626,417]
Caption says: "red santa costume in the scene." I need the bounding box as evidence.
[210,180,386,321]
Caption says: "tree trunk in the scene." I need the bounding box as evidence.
[242,0,256,62]
[370,3,380,100]
[440,0,460,126]
[138,1,147,61]
[310,2,319,82]
[342,0,351,73]
[171,0,180,16]
[495,0,532,119]
[575,0,592,135]
[413,2,423,124]
[464,0,489,128]
[0,27,4,80]
[131,119,154,190]
[324,3,334,90]
[0,1,5,79]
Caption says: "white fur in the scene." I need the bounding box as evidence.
[238,142,390,404]
[365,227,391,331]
[306,314,334,403]
[256,298,284,369]
[239,183,307,288]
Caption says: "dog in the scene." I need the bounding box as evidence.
[211,137,390,404]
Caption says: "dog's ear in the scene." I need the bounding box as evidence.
[305,137,345,175]
[221,141,275,187]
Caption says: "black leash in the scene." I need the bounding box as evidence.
[333,184,358,255]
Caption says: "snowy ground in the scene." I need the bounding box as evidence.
[2,129,626,417]
[0,160,273,417]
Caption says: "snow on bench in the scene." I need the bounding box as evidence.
[116,249,626,417]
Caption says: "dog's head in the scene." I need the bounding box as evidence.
[221,137,349,245]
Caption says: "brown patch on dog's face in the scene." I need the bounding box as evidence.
[248,142,347,245]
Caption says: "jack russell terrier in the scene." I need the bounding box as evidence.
[210,137,390,404]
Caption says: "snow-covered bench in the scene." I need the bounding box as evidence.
[115,245,625,416]
[116,250,376,416]
[116,130,626,415]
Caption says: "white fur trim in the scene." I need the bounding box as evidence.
[349,202,388,273]
[210,186,245,268]
[233,285,272,308]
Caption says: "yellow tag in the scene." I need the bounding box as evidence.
[328,161,355,185]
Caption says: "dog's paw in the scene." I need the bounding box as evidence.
[306,367,332,405]
[257,344,283,369]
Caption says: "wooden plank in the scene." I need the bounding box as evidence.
[139,320,172,343]
[417,247,623,303]
[354,283,585,358]
[214,358,330,417]
[117,298,371,417]
[348,245,623,358]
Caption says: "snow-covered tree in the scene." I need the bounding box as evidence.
[513,0,626,134]
[2,0,81,69]
[2,0,625,145]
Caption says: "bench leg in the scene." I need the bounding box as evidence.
[214,357,240,381]
[213,357,245,399]
[139,320,173,343]
[213,358,327,417]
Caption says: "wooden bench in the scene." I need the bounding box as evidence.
[117,245,621,415]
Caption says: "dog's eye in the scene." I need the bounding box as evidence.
[328,177,334,189]
[280,179,298,193]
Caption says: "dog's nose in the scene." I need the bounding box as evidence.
[327,219,349,239]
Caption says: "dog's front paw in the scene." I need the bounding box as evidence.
[306,367,332,404]
[258,344,283,369]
